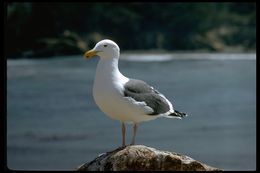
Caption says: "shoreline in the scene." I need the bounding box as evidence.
[7,52,256,62]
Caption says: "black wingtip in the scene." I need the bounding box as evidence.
[170,110,187,118]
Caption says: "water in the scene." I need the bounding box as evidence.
[7,53,256,170]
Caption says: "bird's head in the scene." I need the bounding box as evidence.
[84,39,120,59]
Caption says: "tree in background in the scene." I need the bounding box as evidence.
[5,2,256,58]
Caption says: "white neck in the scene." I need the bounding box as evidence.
[94,57,128,86]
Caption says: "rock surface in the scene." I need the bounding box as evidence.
[77,145,222,171]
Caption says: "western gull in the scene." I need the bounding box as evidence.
[84,39,187,147]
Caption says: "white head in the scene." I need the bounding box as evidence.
[84,39,120,59]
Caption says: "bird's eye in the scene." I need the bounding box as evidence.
[104,45,107,47]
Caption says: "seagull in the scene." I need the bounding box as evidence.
[84,39,187,147]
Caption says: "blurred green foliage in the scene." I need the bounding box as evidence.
[5,2,256,58]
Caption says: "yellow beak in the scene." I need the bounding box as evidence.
[84,49,99,59]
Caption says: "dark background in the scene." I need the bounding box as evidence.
[5,2,256,58]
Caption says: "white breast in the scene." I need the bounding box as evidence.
[92,58,158,123]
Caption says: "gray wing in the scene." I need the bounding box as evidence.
[123,79,171,115]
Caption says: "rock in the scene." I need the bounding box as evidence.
[77,145,222,171]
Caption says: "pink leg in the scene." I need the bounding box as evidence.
[121,122,126,147]
[131,123,138,145]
